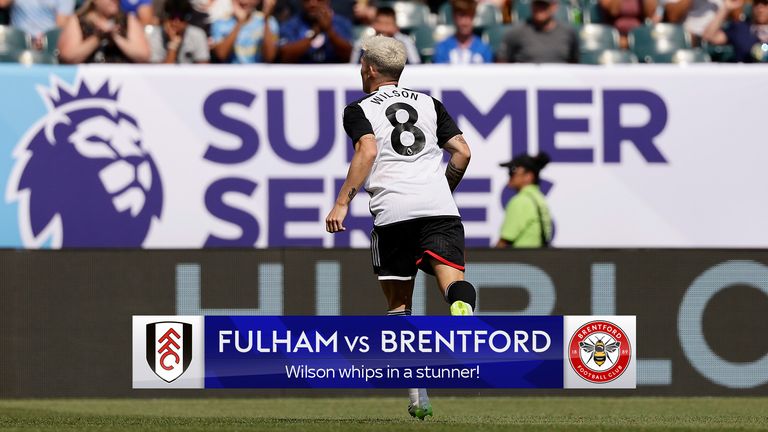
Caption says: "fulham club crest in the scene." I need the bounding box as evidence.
[146,321,192,383]
[568,320,631,384]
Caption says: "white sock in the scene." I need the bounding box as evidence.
[418,388,430,406]
[408,388,419,406]
[408,388,430,407]
[387,309,423,406]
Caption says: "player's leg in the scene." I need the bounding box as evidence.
[430,260,476,316]
[380,279,432,419]
[381,279,414,313]
[373,224,432,420]
[415,217,477,316]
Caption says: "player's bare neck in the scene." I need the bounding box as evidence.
[371,80,399,92]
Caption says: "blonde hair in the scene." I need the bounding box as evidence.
[361,35,407,80]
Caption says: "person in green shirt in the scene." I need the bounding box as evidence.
[496,152,553,248]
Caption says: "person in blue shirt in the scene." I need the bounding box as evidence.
[0,0,74,47]
[702,0,768,62]
[211,0,279,63]
[120,0,155,25]
[433,0,493,64]
[278,0,353,63]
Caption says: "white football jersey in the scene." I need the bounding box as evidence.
[343,84,463,226]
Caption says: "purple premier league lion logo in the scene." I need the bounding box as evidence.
[6,77,162,247]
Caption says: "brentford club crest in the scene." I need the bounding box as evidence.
[568,320,631,384]
[146,321,192,383]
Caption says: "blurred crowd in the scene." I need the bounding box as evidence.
[0,0,766,64]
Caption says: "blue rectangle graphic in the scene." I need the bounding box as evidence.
[204,316,564,388]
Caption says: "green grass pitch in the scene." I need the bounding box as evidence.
[1,397,767,431]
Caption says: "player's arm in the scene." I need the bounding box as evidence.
[326,135,377,233]
[443,134,471,192]
[433,97,469,192]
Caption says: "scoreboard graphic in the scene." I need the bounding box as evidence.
[132,315,636,389]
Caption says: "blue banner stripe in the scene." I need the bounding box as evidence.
[204,316,564,388]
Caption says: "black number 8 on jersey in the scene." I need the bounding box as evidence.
[385,103,426,156]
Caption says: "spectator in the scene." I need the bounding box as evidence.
[197,0,231,23]
[121,0,156,25]
[183,0,211,29]
[0,0,74,49]
[332,0,376,25]
[0,6,8,25]
[496,0,578,62]
[490,0,513,23]
[204,0,289,24]
[58,0,150,63]
[278,0,353,63]
[662,0,722,41]
[703,0,768,61]
[150,0,209,30]
[211,0,278,63]
[150,0,209,63]
[600,0,659,48]
[350,6,420,63]
[271,0,295,21]
[433,0,493,63]
[496,152,552,248]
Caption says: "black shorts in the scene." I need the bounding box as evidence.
[370,216,465,280]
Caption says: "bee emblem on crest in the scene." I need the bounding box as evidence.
[579,337,620,367]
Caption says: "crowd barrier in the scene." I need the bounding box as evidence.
[0,64,766,249]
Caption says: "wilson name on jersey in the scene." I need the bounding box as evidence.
[343,84,463,226]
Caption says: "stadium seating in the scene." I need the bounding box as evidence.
[438,2,502,29]
[629,23,691,63]
[407,24,435,62]
[514,0,533,22]
[482,23,514,54]
[42,28,61,60]
[432,23,456,45]
[353,25,376,41]
[0,25,29,56]
[743,1,753,19]
[579,23,619,54]
[554,4,576,24]
[581,0,603,23]
[378,1,432,31]
[704,42,736,62]
[437,3,452,24]
[753,43,768,62]
[475,2,503,28]
[580,48,638,64]
[0,49,56,64]
[672,48,711,63]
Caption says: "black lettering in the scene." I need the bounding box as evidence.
[386,103,426,156]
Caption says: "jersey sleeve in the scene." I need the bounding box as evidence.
[432,98,462,147]
[343,103,374,145]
